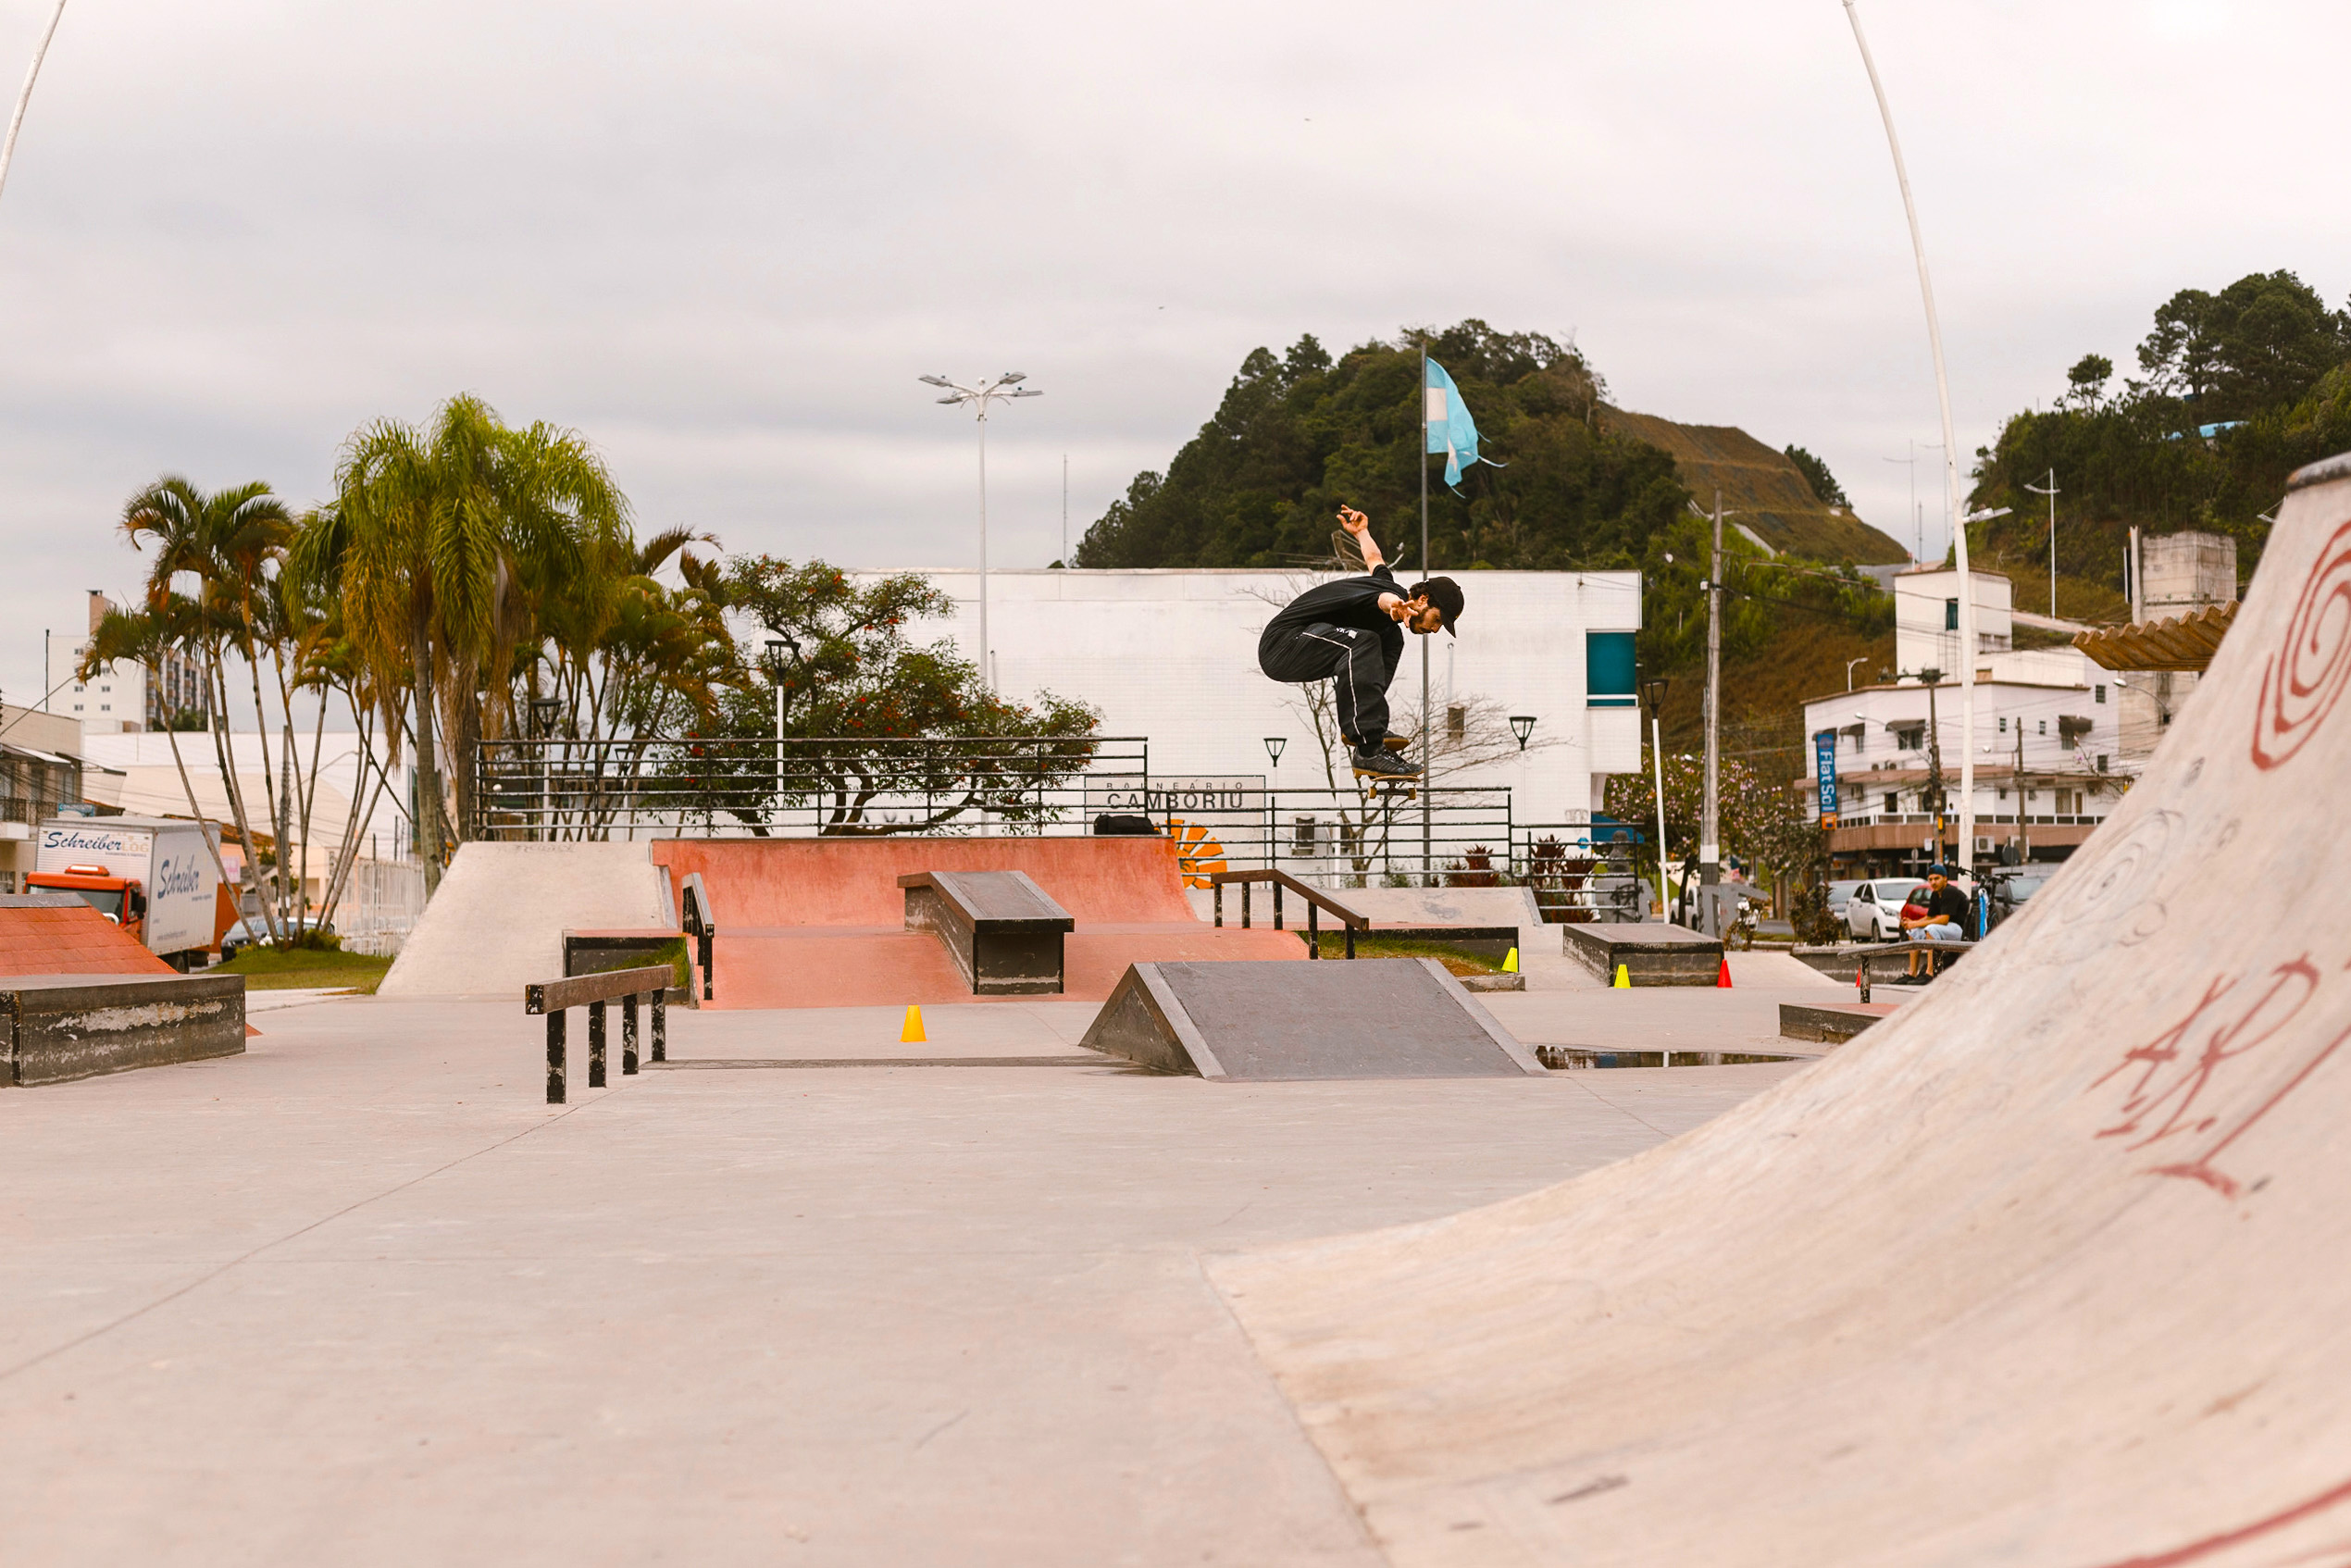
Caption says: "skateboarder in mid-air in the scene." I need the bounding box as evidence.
[1258,506,1464,783]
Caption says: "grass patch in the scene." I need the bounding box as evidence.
[1298,931,1507,977]
[573,937,690,992]
[210,947,393,993]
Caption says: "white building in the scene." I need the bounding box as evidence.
[1893,566,2013,678]
[870,566,1644,853]
[44,591,207,733]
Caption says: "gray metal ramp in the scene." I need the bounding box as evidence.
[1081,958,1543,1081]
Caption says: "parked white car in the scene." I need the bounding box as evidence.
[1844,877,1928,942]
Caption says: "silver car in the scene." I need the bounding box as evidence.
[1844,877,1929,942]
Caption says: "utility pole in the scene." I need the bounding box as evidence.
[1701,490,1723,890]
[1917,667,1945,866]
[2015,711,2029,865]
[2025,469,2059,618]
[1061,454,1069,566]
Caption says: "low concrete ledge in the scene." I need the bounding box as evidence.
[1791,944,1869,982]
[901,871,1074,996]
[1561,922,1723,987]
[1779,1001,1897,1044]
[1,972,245,1088]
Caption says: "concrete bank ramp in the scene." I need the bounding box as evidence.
[1210,451,2351,1565]
[1083,958,1543,1080]
[379,842,672,998]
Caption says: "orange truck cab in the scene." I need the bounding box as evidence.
[24,863,147,936]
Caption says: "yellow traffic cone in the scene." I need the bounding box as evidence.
[901,1004,927,1043]
[1613,964,1631,989]
[1502,946,1520,974]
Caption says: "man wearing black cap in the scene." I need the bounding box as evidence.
[1257,506,1464,782]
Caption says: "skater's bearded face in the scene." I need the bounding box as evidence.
[1397,598,1444,634]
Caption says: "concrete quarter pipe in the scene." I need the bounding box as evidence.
[1210,452,2351,1566]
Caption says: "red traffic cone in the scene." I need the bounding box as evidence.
[1716,956,1734,989]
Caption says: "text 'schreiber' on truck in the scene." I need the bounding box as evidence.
[30,816,222,968]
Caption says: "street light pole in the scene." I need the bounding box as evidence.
[1843,0,1981,877]
[918,372,1043,685]
[2025,469,2060,618]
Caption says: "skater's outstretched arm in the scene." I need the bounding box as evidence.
[1337,506,1386,570]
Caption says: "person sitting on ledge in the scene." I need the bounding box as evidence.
[1898,865,1969,983]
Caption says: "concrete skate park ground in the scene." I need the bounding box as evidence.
[0,952,1843,1565]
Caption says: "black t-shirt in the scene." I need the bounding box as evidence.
[1261,565,1405,675]
[1922,884,1969,925]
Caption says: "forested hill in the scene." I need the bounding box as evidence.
[1071,322,1689,572]
[1970,269,2351,595]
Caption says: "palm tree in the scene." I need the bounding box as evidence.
[118,476,300,939]
[330,395,628,885]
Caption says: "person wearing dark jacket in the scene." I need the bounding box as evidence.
[1257,507,1464,781]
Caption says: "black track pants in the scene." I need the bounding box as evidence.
[1258,621,1393,748]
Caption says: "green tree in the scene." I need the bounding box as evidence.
[1074,321,1687,572]
[2062,354,2114,410]
[1782,445,1847,507]
[688,556,1101,835]
[2136,270,2350,419]
[1973,271,2351,591]
[328,394,628,882]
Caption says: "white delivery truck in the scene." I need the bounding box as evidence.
[30,815,223,970]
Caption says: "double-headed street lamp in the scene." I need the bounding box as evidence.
[919,372,1043,684]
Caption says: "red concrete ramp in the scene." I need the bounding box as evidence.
[650,837,1198,927]
[656,838,1300,1008]
[0,895,174,975]
[1210,452,2351,1565]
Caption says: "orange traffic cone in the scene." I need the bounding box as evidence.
[901,1005,927,1043]
[1716,956,1734,989]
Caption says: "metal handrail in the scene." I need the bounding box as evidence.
[1207,868,1367,959]
[678,871,715,1002]
[525,964,672,1103]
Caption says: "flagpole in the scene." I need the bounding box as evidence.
[1419,342,1433,883]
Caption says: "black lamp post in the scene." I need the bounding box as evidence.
[1263,736,1286,768]
[529,697,560,738]
[1508,715,1536,752]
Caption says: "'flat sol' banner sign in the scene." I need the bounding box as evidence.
[1814,730,1839,828]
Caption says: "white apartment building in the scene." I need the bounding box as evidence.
[1810,569,2122,873]
[44,591,207,733]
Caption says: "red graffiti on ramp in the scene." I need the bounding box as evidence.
[2251,517,2351,771]
[2088,955,2351,1200]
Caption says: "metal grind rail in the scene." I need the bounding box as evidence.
[527,964,673,1103]
[1206,869,1369,959]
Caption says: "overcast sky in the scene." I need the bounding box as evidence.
[0,0,2343,709]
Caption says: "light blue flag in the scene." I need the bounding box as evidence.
[1424,357,1497,492]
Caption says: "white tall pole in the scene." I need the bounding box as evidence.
[0,0,66,210]
[976,410,989,681]
[1843,0,1977,877]
[1651,716,1670,918]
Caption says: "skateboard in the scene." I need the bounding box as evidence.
[1351,765,1419,802]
